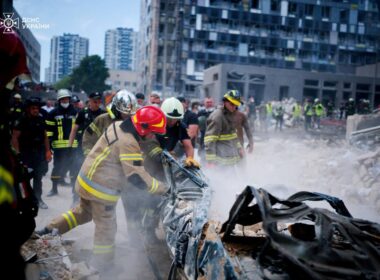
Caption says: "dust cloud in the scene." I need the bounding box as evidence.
[205,132,380,224]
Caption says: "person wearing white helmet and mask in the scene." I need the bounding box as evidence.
[45,89,78,196]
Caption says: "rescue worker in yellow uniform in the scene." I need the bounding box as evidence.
[205,90,243,167]
[81,90,136,156]
[313,98,325,129]
[45,89,78,196]
[36,106,169,270]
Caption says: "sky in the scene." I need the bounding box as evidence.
[13,0,140,82]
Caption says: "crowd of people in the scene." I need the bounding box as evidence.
[3,75,256,277]
[1,28,377,279]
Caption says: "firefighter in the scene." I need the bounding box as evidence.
[11,97,52,209]
[9,93,24,127]
[205,90,243,167]
[45,89,78,196]
[81,90,140,238]
[36,106,170,270]
[68,92,105,205]
[81,89,137,156]
[0,26,39,280]
[197,97,215,152]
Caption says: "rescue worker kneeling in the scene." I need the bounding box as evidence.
[37,106,168,269]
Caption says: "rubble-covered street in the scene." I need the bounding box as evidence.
[31,129,380,279]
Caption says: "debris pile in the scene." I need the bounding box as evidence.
[352,148,380,211]
[22,234,72,280]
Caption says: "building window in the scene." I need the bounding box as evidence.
[344,83,351,89]
[125,81,130,86]
[340,9,348,22]
[213,73,218,81]
[270,0,280,12]
[356,84,370,91]
[227,82,245,96]
[305,4,314,17]
[323,81,337,88]
[321,6,330,19]
[251,0,260,9]
[304,79,319,87]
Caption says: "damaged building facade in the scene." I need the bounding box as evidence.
[203,63,380,107]
[138,0,380,99]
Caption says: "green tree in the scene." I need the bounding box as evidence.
[54,75,72,90]
[70,55,109,94]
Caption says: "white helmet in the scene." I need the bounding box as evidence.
[314,98,319,103]
[113,89,137,115]
[161,97,184,119]
[57,89,72,100]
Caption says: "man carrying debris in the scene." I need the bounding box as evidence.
[205,90,243,167]
[37,106,169,271]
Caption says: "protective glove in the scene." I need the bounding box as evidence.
[176,186,203,201]
[184,156,200,168]
[45,150,52,162]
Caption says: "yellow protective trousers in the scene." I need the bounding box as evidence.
[48,197,117,260]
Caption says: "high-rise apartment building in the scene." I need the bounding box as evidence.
[139,0,379,98]
[104,28,137,71]
[49,33,89,84]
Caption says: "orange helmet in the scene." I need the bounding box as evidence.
[132,106,166,136]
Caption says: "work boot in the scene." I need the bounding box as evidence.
[35,227,58,236]
[38,199,48,209]
[59,179,71,187]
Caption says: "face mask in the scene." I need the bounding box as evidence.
[60,102,70,109]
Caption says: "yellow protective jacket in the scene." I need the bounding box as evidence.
[82,112,114,156]
[205,107,241,165]
[76,119,166,204]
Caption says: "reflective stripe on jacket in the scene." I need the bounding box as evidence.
[46,105,78,149]
[76,120,166,203]
[205,107,241,165]
[82,113,114,156]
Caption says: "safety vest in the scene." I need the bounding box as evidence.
[293,104,301,117]
[314,104,324,117]
[304,104,313,116]
[46,105,78,149]
[266,103,272,115]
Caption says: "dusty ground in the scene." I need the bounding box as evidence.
[208,129,380,224]
[37,169,171,279]
[35,128,379,279]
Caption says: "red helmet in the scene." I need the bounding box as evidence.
[132,105,166,136]
[0,28,31,90]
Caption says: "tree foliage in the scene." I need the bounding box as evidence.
[70,55,109,94]
[54,75,72,90]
